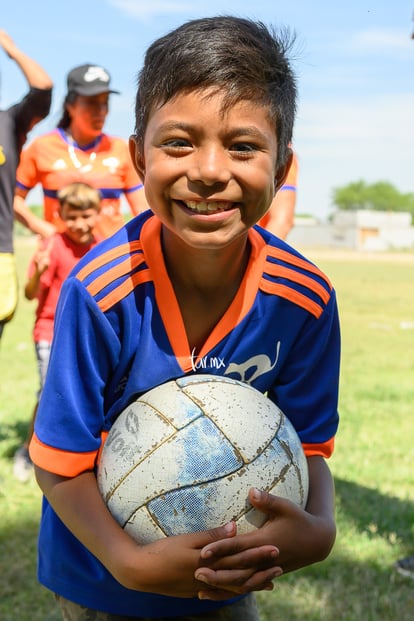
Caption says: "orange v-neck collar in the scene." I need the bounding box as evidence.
[141,217,268,372]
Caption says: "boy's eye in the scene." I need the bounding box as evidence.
[230,142,257,153]
[161,138,192,149]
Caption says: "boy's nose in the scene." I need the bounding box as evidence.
[73,219,89,231]
[187,147,231,186]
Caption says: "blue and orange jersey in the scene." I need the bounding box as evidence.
[31,212,339,475]
[16,129,143,238]
[29,212,340,616]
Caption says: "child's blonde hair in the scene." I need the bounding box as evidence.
[57,182,101,212]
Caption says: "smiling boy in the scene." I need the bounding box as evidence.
[30,16,340,621]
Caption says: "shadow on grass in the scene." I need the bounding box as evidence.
[257,554,414,621]
[335,477,414,542]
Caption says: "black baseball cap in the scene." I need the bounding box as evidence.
[66,64,120,96]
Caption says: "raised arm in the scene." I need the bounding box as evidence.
[0,30,53,90]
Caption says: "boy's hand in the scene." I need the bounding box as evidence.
[113,521,241,599]
[33,237,53,274]
[33,249,51,274]
[113,520,280,600]
[195,483,336,599]
[35,468,279,601]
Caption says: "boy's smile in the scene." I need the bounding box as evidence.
[131,90,287,252]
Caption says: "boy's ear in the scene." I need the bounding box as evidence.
[129,136,145,183]
[274,147,293,193]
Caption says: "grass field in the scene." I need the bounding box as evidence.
[1,238,413,620]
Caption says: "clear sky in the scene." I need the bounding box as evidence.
[1,0,413,220]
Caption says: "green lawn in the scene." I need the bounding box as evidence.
[1,239,413,620]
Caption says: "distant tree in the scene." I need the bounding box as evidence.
[332,180,369,211]
[332,180,414,216]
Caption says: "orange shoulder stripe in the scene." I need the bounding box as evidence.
[266,246,332,290]
[85,253,147,298]
[302,437,335,458]
[97,268,152,312]
[76,240,142,282]
[29,432,100,477]
[260,279,324,318]
[264,261,331,305]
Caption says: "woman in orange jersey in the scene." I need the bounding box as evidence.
[14,64,148,239]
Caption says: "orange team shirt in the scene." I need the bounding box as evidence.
[16,129,143,239]
[258,151,298,229]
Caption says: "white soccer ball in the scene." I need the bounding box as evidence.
[97,374,309,544]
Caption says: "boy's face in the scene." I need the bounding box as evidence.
[60,204,99,245]
[130,90,289,252]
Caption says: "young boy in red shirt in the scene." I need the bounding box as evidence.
[13,182,101,481]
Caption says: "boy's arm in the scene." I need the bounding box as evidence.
[195,455,336,598]
[263,454,336,572]
[34,466,281,599]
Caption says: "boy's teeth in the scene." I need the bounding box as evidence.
[185,201,230,213]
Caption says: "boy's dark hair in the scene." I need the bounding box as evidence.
[134,16,297,168]
[57,182,101,212]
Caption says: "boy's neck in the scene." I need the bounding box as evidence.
[163,236,250,354]
[162,231,250,292]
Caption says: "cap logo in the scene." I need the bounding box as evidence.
[83,66,110,83]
